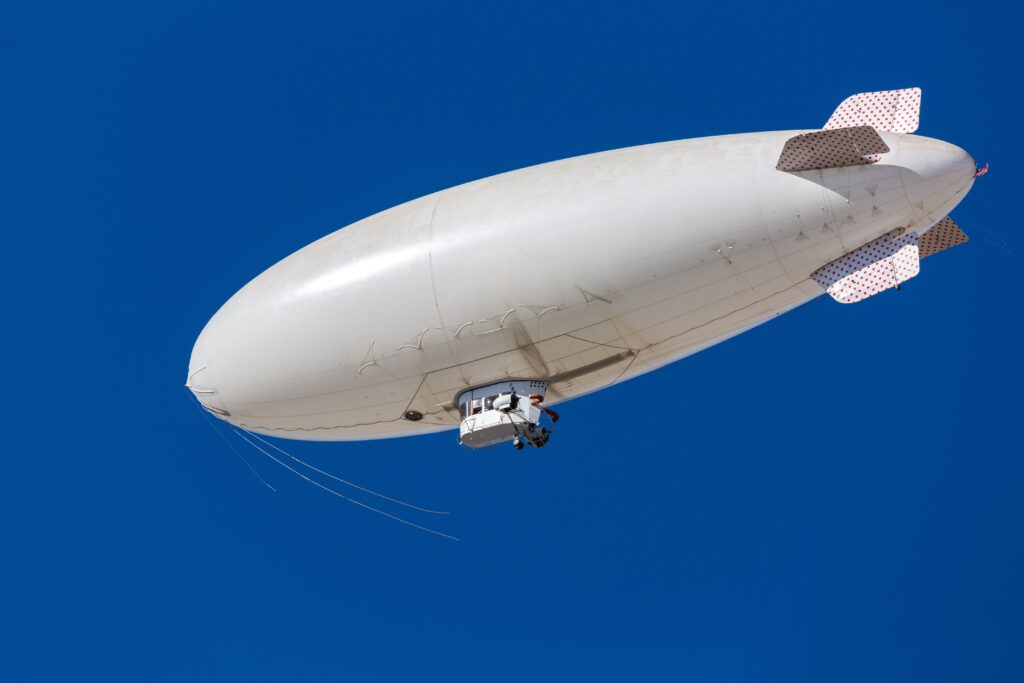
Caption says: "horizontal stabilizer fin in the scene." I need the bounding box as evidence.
[919,216,969,259]
[824,88,921,133]
[812,229,920,303]
[777,126,889,172]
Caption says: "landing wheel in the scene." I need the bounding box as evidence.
[512,436,524,450]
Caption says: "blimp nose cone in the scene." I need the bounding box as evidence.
[895,134,976,216]
[185,323,230,418]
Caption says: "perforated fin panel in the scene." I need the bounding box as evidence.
[919,216,969,259]
[812,230,920,303]
[777,126,890,172]
[824,88,922,133]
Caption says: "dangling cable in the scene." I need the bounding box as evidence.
[963,220,1013,256]
[243,430,449,515]
[187,391,276,492]
[233,430,459,542]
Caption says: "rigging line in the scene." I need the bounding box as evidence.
[186,391,276,492]
[607,346,641,388]
[236,415,400,432]
[242,429,450,516]
[399,374,429,416]
[982,238,1013,256]
[646,279,808,349]
[564,333,637,351]
[233,430,459,542]
[962,220,1009,243]
[961,221,1013,254]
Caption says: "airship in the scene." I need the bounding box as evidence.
[188,88,981,450]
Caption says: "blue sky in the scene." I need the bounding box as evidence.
[2,1,1021,680]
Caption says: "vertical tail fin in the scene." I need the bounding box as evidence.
[824,88,922,133]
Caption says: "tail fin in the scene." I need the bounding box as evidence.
[824,88,921,133]
[811,216,969,304]
[811,229,920,304]
[777,125,889,172]
[919,216,969,259]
